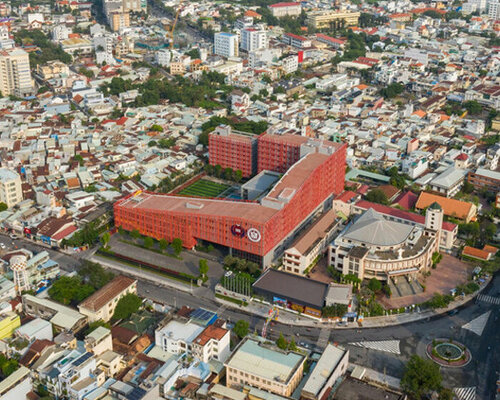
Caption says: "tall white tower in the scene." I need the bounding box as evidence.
[10,255,30,294]
[425,202,443,250]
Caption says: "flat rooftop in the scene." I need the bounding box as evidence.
[253,269,328,308]
[117,152,332,224]
[226,337,305,384]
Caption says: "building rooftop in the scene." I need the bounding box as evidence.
[23,294,85,331]
[302,344,347,397]
[415,192,475,220]
[226,337,305,384]
[253,269,328,308]
[193,324,228,346]
[473,168,500,181]
[286,209,339,255]
[430,167,467,189]
[157,320,204,343]
[0,365,30,395]
[78,275,136,312]
[342,208,414,247]
[0,168,20,182]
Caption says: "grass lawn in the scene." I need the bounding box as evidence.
[178,179,230,198]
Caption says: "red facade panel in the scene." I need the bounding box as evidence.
[208,133,257,177]
[114,143,346,261]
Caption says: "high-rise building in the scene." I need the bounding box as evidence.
[257,133,309,173]
[110,12,130,31]
[0,48,34,97]
[0,168,22,208]
[214,32,239,58]
[488,0,500,18]
[241,28,268,52]
[209,125,257,177]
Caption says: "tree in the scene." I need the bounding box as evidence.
[73,154,84,166]
[131,229,141,241]
[172,238,183,255]
[143,236,154,249]
[288,337,297,351]
[101,232,110,248]
[78,260,114,290]
[365,188,389,205]
[48,276,95,305]
[368,278,382,292]
[112,293,142,320]
[461,180,474,194]
[380,82,404,99]
[159,238,168,252]
[401,355,442,399]
[233,320,249,339]
[0,202,7,211]
[463,100,482,115]
[234,170,243,183]
[276,333,288,350]
[224,167,233,181]
[438,388,454,400]
[199,258,209,278]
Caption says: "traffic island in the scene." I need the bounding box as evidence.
[426,338,471,368]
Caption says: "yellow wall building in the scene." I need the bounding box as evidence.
[307,10,360,30]
[0,313,21,340]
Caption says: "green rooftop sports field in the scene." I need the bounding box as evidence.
[178,179,231,198]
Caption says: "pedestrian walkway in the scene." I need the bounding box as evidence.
[316,328,330,349]
[461,311,491,336]
[348,340,401,355]
[453,386,476,400]
[476,294,500,305]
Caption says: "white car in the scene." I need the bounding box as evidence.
[0,243,5,249]
[9,234,18,240]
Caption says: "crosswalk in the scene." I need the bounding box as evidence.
[348,340,401,355]
[454,386,476,400]
[476,294,500,305]
[462,311,491,336]
[316,328,330,350]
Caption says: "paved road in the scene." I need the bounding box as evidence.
[3,233,499,398]
[136,275,500,399]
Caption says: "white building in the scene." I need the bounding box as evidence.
[0,48,34,97]
[488,0,500,19]
[282,54,298,74]
[0,366,31,400]
[52,25,71,41]
[0,168,22,208]
[214,32,239,58]
[268,2,301,17]
[155,49,172,67]
[402,154,429,179]
[155,319,230,362]
[241,28,267,52]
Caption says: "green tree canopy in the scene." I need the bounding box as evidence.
[401,355,443,399]
[365,188,389,205]
[368,278,382,292]
[172,238,183,255]
[233,319,249,339]
[276,333,288,350]
[199,259,209,277]
[0,202,7,211]
[48,276,95,305]
[112,293,142,320]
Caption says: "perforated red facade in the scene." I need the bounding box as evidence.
[114,142,346,264]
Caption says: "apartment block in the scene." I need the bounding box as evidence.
[214,32,239,58]
[257,133,308,173]
[209,125,258,177]
[241,28,268,52]
[306,10,360,30]
[0,48,34,97]
[0,168,23,208]
[268,2,302,17]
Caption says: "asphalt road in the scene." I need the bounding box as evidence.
[3,234,499,398]
[136,275,500,399]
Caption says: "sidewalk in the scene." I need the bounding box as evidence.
[214,276,493,329]
[91,255,196,294]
